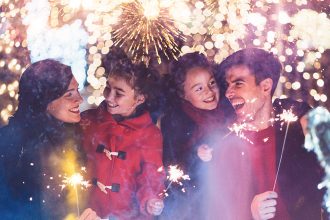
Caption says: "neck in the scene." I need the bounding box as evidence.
[239,100,273,131]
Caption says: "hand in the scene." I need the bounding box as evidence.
[197,144,213,162]
[251,191,278,220]
[146,198,164,216]
[79,208,100,220]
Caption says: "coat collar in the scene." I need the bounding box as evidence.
[96,101,152,130]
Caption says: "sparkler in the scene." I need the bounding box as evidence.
[161,165,190,196]
[224,122,255,144]
[111,0,185,65]
[61,169,90,217]
[272,109,298,191]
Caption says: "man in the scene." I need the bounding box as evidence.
[213,48,324,220]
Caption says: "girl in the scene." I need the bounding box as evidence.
[160,52,235,219]
[80,56,165,219]
[0,59,98,219]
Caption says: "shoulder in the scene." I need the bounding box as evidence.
[0,123,24,149]
[161,108,195,130]
[81,108,99,119]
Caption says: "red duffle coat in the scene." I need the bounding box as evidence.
[80,102,165,219]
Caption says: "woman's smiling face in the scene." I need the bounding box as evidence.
[46,78,83,123]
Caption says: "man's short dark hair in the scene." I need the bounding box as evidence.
[215,48,282,95]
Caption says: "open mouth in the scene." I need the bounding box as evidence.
[230,99,245,111]
[204,96,216,103]
[69,107,80,114]
[108,103,119,108]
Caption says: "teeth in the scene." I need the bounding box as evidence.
[233,102,244,110]
[232,101,244,106]
[204,96,215,102]
[70,108,80,112]
[108,103,118,108]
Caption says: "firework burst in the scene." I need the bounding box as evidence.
[111,0,185,65]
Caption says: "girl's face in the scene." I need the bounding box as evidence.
[103,76,145,117]
[183,67,219,110]
[47,78,83,123]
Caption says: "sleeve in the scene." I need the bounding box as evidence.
[135,127,165,215]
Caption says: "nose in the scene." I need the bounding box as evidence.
[206,84,217,96]
[104,90,114,103]
[225,87,234,99]
[77,93,83,104]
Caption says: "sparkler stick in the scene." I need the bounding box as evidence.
[272,109,298,191]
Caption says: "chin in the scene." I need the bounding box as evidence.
[66,115,81,123]
[206,103,218,110]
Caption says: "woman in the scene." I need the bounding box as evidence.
[0,59,98,219]
[160,52,235,219]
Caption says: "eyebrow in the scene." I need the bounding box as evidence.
[114,87,125,93]
[191,83,202,90]
[65,88,76,93]
[230,77,245,83]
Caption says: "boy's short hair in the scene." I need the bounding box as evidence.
[215,48,282,95]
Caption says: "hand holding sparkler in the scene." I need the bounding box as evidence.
[251,191,278,220]
[78,208,100,220]
[197,144,213,162]
[146,198,164,216]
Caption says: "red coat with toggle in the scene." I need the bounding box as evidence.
[80,102,165,219]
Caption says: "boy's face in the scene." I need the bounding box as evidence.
[183,67,219,110]
[103,76,145,117]
[47,78,83,123]
[225,65,271,123]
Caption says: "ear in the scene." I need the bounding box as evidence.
[135,94,146,105]
[259,78,273,95]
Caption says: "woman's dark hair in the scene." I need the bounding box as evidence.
[14,59,73,119]
[215,48,282,96]
[168,52,212,98]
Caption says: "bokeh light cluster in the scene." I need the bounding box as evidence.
[0,0,329,125]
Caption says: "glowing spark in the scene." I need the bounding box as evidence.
[111,0,185,65]
[226,122,254,144]
[279,109,298,123]
[61,173,90,190]
[161,165,190,196]
[61,172,90,217]
[157,166,164,172]
[168,165,190,183]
